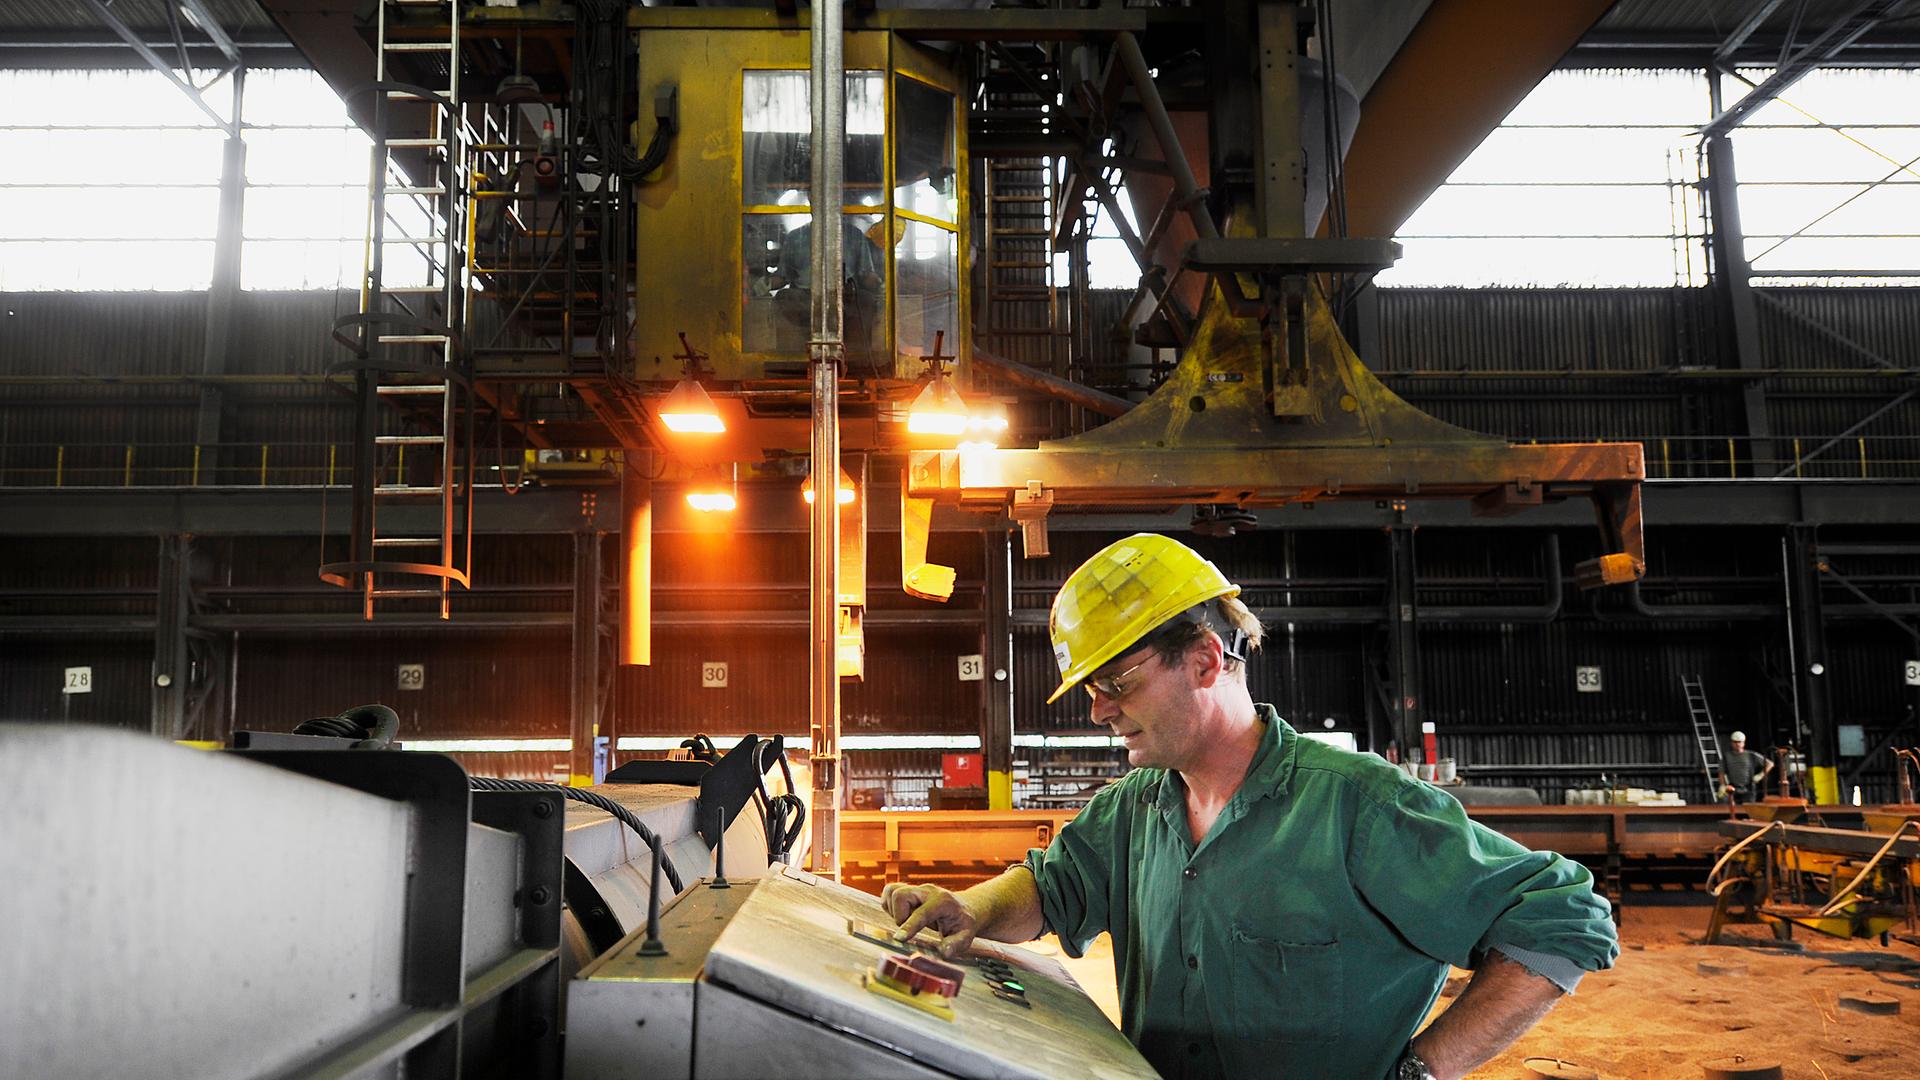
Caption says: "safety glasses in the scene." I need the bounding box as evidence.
[1083,653,1157,701]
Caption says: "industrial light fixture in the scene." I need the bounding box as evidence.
[907,368,968,436]
[801,462,857,505]
[957,403,1010,451]
[658,377,724,434]
[659,336,725,434]
[685,464,737,512]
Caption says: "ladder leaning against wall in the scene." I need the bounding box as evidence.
[1682,675,1729,801]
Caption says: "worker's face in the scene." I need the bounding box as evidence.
[1732,739,1746,751]
[1085,638,1214,770]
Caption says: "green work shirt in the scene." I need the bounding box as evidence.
[1023,707,1618,1080]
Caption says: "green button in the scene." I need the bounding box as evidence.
[999,980,1025,994]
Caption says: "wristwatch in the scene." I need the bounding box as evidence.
[1395,1045,1437,1080]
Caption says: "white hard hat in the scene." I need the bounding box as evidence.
[1730,731,1746,742]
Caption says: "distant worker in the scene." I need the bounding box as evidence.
[769,216,884,366]
[1723,731,1774,802]
[882,534,1619,1080]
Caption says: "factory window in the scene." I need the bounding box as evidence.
[0,67,381,291]
[893,76,958,226]
[1726,68,1920,286]
[1379,66,1920,288]
[741,211,887,364]
[894,217,959,362]
[891,74,961,363]
[1381,68,1711,288]
[740,71,886,207]
[0,68,226,289]
[740,71,888,358]
[236,68,392,290]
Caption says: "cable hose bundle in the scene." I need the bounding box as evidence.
[685,732,806,864]
[469,776,685,894]
[571,0,676,181]
[753,738,806,864]
[292,704,400,749]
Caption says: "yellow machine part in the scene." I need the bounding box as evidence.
[632,27,968,389]
[522,449,619,485]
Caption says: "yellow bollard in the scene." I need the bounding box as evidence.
[1859,438,1869,478]
[191,445,201,487]
[1727,438,1736,477]
[328,444,337,486]
[124,445,134,486]
[259,444,269,486]
[1793,438,1802,478]
[55,445,64,487]
[1660,439,1670,479]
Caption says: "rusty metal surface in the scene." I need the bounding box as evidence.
[908,263,1646,583]
[837,805,1726,894]
[1467,804,1734,858]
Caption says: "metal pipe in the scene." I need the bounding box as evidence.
[807,0,845,879]
[1114,32,1219,242]
[971,346,1132,418]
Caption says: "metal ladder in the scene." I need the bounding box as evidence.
[323,0,473,618]
[974,43,1067,422]
[1682,675,1728,801]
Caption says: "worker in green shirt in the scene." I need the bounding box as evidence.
[884,534,1618,1080]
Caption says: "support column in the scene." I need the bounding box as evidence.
[620,454,652,667]
[1384,521,1423,759]
[1786,524,1836,803]
[151,534,191,737]
[196,68,246,480]
[807,0,846,878]
[1254,1,1305,239]
[982,529,1015,809]
[571,528,602,786]
[1704,69,1775,474]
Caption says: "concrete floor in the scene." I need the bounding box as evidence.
[1041,901,1920,1078]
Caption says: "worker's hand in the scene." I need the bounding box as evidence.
[880,882,979,959]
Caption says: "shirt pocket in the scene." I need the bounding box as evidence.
[1227,926,1343,1046]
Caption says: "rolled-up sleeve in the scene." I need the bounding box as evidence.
[1347,782,1619,986]
[1022,780,1133,958]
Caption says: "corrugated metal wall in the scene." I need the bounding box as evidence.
[0,637,154,728]
[233,630,573,737]
[0,290,354,486]
[1373,287,1920,476]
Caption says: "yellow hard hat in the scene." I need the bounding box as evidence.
[1047,533,1240,703]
